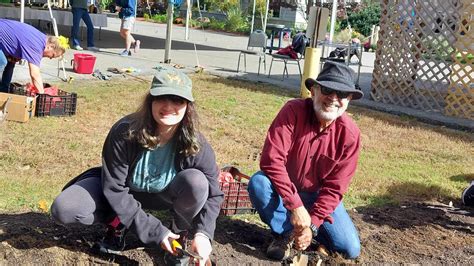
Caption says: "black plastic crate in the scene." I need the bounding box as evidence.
[10,83,77,117]
[35,90,77,117]
[219,166,255,216]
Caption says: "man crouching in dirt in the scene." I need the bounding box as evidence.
[248,61,363,261]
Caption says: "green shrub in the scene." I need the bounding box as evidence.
[421,35,455,61]
[203,0,240,13]
[209,18,226,31]
[152,14,168,24]
[99,0,113,11]
[143,13,150,20]
[333,29,352,43]
[224,8,249,32]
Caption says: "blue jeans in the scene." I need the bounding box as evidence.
[248,171,361,259]
[0,50,15,93]
[71,8,95,47]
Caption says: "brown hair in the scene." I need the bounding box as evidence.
[127,94,200,156]
[46,36,66,56]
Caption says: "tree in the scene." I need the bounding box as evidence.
[340,3,380,36]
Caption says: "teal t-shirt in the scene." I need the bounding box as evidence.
[129,140,177,193]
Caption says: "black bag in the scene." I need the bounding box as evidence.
[291,32,310,55]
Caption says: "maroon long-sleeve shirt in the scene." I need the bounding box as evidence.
[260,98,361,227]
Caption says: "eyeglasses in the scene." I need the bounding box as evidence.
[319,86,352,99]
[154,95,187,105]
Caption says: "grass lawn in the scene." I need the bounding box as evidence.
[0,74,472,213]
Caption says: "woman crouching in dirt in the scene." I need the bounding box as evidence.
[51,65,223,265]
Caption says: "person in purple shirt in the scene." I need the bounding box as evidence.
[248,61,364,261]
[0,19,66,94]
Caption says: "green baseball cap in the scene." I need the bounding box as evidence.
[149,65,194,102]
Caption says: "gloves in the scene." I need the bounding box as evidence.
[191,232,212,265]
[160,230,180,255]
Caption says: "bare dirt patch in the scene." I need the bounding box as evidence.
[1,201,472,264]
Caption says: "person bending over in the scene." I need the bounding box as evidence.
[0,19,66,93]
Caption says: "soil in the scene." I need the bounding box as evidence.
[1,201,472,265]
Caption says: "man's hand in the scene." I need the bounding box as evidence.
[290,206,311,233]
[160,230,180,255]
[293,227,313,251]
[191,233,212,265]
[115,6,121,12]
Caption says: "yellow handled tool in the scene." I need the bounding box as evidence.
[171,240,203,260]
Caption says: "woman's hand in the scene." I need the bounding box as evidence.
[160,230,180,255]
[191,233,212,265]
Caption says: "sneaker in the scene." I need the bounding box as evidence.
[133,40,141,53]
[93,224,128,255]
[119,50,131,57]
[266,233,293,261]
[87,46,100,52]
[73,45,83,51]
[462,181,474,206]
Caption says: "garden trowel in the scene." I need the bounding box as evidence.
[291,251,308,266]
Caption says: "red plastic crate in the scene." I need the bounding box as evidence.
[219,166,255,216]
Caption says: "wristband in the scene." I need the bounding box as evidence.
[310,223,318,235]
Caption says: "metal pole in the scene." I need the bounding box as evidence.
[20,0,25,23]
[263,0,270,33]
[329,0,337,43]
[185,0,190,40]
[250,0,256,33]
[164,0,174,63]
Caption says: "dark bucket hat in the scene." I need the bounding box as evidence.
[305,61,364,100]
[149,65,194,102]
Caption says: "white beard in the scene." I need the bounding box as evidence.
[312,93,347,122]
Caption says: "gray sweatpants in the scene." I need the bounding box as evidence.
[51,168,209,232]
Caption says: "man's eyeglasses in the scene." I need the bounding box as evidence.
[154,95,187,105]
[320,86,352,99]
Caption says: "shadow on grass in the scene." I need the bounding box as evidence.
[356,181,473,234]
[53,24,242,52]
[450,173,474,183]
[194,72,300,99]
[349,104,474,141]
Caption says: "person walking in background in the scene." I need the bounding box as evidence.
[248,61,364,261]
[116,0,140,56]
[70,0,100,51]
[51,65,223,265]
[0,19,66,94]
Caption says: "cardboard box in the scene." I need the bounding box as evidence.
[0,92,36,123]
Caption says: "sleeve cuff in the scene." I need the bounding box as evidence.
[283,193,304,210]
[311,215,334,228]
